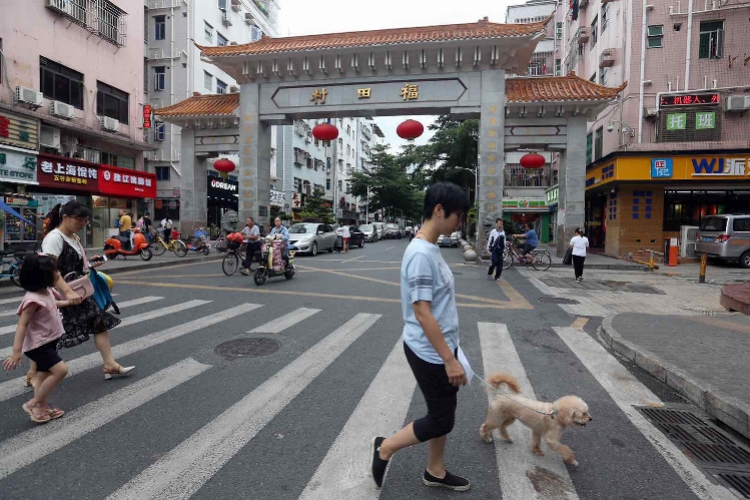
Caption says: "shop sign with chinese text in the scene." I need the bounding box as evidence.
[99,164,157,198]
[0,111,40,151]
[0,148,38,184]
[38,155,99,192]
[660,93,720,107]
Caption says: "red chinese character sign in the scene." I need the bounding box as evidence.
[143,105,153,129]
[98,164,157,198]
[38,155,99,192]
[660,93,720,108]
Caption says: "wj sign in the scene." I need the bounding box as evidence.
[692,158,749,177]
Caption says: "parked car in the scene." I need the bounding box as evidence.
[373,222,386,241]
[288,223,336,256]
[335,226,366,248]
[359,224,378,242]
[437,231,460,248]
[385,223,402,239]
[696,214,750,268]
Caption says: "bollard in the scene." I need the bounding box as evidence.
[699,254,707,283]
[649,251,655,270]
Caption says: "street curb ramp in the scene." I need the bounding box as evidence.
[600,315,750,440]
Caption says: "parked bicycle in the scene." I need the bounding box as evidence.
[186,228,211,256]
[151,228,188,257]
[503,241,552,271]
[0,250,30,287]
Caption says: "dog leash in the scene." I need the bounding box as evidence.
[474,374,558,418]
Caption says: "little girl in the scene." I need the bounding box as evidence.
[2,254,79,423]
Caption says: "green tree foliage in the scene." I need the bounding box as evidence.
[298,188,334,223]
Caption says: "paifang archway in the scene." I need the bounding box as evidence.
[157,17,625,255]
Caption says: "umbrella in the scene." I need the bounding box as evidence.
[0,200,33,225]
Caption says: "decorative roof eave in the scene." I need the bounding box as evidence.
[505,73,627,104]
[155,92,241,121]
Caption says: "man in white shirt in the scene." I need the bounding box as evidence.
[486,218,506,281]
[342,224,351,253]
[240,217,261,275]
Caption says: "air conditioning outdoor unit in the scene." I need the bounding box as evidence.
[244,12,256,24]
[600,49,615,67]
[51,100,75,120]
[680,225,699,259]
[229,85,240,93]
[725,95,750,112]
[577,27,590,44]
[643,107,659,120]
[40,125,61,150]
[101,116,120,132]
[222,12,233,26]
[14,86,43,107]
[231,0,241,11]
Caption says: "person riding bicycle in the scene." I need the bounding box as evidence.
[512,224,538,263]
[240,217,261,276]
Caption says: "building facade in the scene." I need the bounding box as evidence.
[0,0,155,249]
[556,0,750,256]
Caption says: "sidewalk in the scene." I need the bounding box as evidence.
[601,313,750,439]
[480,246,644,270]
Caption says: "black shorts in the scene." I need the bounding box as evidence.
[25,339,63,372]
[523,243,536,255]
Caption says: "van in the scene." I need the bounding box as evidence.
[695,214,750,268]
[372,222,386,241]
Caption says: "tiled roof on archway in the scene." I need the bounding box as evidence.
[506,72,627,103]
[196,17,550,57]
[156,92,240,117]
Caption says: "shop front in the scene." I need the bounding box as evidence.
[585,152,750,256]
[545,186,559,245]
[501,199,552,243]
[207,175,238,231]
[95,164,157,247]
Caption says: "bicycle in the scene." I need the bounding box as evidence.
[502,241,552,271]
[221,239,247,276]
[0,250,30,287]
[150,228,188,257]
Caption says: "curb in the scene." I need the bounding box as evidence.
[477,256,644,271]
[600,316,750,439]
[103,254,223,276]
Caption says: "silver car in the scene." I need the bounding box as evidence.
[287,223,336,256]
[696,214,750,268]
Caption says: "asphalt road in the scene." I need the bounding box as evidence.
[0,238,739,500]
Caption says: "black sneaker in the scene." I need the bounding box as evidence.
[370,437,389,488]
[423,469,471,491]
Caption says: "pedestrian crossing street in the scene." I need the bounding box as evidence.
[0,294,738,500]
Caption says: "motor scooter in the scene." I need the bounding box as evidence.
[252,235,295,286]
[104,229,153,261]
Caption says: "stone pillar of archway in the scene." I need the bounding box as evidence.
[179,128,208,235]
[238,83,273,232]
[476,70,506,253]
[556,115,588,257]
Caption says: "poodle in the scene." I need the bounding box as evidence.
[479,372,592,466]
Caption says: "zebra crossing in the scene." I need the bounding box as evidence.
[0,295,738,500]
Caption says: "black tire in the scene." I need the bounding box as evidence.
[152,241,166,256]
[174,241,188,257]
[284,267,295,280]
[740,251,750,269]
[359,239,364,248]
[222,252,240,276]
[502,250,513,270]
[532,251,552,271]
[10,265,21,287]
[140,248,153,261]
[254,268,268,286]
[203,247,210,256]
[311,242,318,257]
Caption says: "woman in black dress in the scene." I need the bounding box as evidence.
[27,201,134,383]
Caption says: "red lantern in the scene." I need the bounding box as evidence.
[312,123,339,142]
[396,119,424,141]
[214,158,236,173]
[519,153,546,169]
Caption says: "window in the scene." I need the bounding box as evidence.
[154,66,165,91]
[218,0,227,12]
[326,179,331,190]
[556,22,563,40]
[217,32,228,47]
[647,25,664,49]
[155,166,170,181]
[216,79,227,94]
[154,122,165,141]
[100,152,118,166]
[204,71,213,91]
[154,15,165,40]
[337,138,343,149]
[204,22,214,43]
[599,67,608,86]
[734,218,750,232]
[601,4,610,33]
[251,26,263,41]
[96,82,129,123]
[346,125,352,137]
[346,145,351,156]
[594,127,604,160]
[590,16,598,48]
[586,132,593,165]
[40,57,84,109]
[699,21,724,59]
[555,58,562,76]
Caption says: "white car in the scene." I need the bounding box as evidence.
[437,232,460,248]
[287,223,336,256]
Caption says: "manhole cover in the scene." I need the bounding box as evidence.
[638,406,750,498]
[214,339,281,359]
[538,296,579,305]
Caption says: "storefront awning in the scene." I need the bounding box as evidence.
[0,199,33,224]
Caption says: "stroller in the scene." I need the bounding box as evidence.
[333,235,344,253]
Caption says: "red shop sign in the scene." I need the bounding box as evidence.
[98,164,157,198]
[38,155,100,193]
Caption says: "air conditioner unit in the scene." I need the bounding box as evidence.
[51,100,75,120]
[14,86,43,107]
[600,49,615,67]
[40,125,61,150]
[244,12,257,24]
[680,225,699,259]
[101,116,120,132]
[725,95,750,112]
[577,27,590,44]
[229,85,240,93]
[644,107,659,119]
[222,12,233,26]
[228,41,238,45]
[45,0,68,15]
[231,0,241,11]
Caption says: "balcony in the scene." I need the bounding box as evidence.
[505,166,551,188]
[46,0,127,47]
[577,26,590,44]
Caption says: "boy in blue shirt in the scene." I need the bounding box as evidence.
[370,182,471,492]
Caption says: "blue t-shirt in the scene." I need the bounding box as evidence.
[401,238,459,364]
[525,229,538,247]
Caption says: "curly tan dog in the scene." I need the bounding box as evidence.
[479,372,592,466]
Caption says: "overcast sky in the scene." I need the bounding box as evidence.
[277,0,526,150]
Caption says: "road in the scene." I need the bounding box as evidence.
[0,238,741,500]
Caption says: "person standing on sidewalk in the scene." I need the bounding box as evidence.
[570,228,589,282]
[486,218,506,281]
[370,182,471,492]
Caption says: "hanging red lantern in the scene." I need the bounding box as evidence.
[213,158,236,179]
[519,152,546,169]
[396,119,424,141]
[312,123,339,142]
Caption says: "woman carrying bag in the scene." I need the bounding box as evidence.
[26,202,134,385]
[569,228,589,282]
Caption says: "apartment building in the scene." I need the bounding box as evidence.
[0,0,156,249]
[144,0,279,224]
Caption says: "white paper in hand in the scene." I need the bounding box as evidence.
[457,346,474,385]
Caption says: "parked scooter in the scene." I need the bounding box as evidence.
[252,235,295,286]
[104,229,153,261]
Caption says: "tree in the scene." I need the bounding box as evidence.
[298,188,334,224]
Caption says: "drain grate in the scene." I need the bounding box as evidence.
[214,339,281,359]
[538,296,580,305]
[638,406,750,498]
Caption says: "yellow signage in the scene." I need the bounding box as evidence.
[400,83,419,101]
[0,111,39,151]
[310,88,328,105]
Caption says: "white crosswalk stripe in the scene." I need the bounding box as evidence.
[249,307,321,334]
[478,322,579,500]
[0,302,258,403]
[0,358,211,480]
[299,339,417,500]
[107,313,382,500]
[0,295,163,322]
[0,296,165,337]
[553,326,736,500]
